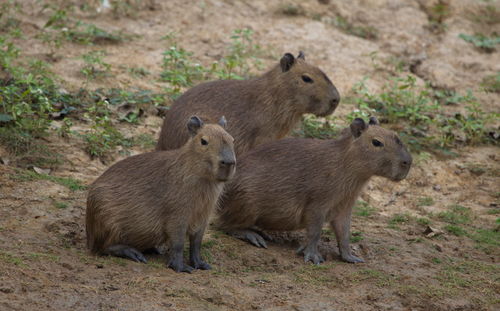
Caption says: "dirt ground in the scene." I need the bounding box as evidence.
[1,0,499,310]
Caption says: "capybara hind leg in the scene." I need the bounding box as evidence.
[249,226,272,242]
[228,229,268,248]
[104,245,147,263]
[189,226,211,270]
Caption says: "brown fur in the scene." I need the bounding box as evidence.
[86,117,235,272]
[217,117,412,264]
[156,52,340,156]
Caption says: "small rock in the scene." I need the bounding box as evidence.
[433,185,441,191]
[423,226,443,238]
[433,244,443,252]
[96,264,104,269]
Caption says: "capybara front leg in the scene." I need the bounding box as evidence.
[331,210,364,263]
[189,226,211,270]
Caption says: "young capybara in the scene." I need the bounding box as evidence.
[86,116,235,273]
[217,117,412,264]
[156,52,340,156]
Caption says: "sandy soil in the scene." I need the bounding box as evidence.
[1,0,499,310]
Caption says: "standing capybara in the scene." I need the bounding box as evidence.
[217,117,412,264]
[157,52,340,156]
[86,116,235,273]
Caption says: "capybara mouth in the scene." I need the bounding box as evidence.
[392,171,409,182]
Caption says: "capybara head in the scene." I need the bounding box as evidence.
[187,116,236,182]
[279,51,340,117]
[349,117,412,181]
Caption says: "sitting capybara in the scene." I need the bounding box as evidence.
[157,52,340,156]
[86,116,235,273]
[218,117,412,264]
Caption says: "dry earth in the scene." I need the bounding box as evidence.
[0,0,499,310]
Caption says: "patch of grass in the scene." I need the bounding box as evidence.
[388,213,411,229]
[80,50,111,82]
[417,197,435,207]
[437,204,473,225]
[470,228,500,252]
[486,208,499,215]
[432,257,442,264]
[350,231,363,243]
[28,252,60,262]
[352,268,396,287]
[0,251,26,267]
[481,72,500,93]
[459,33,500,52]
[325,16,378,40]
[128,66,150,78]
[293,114,342,139]
[416,217,431,226]
[11,169,86,191]
[53,201,68,209]
[353,200,376,217]
[444,225,467,236]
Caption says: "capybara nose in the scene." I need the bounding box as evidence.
[400,157,412,169]
[330,98,339,109]
[220,159,235,168]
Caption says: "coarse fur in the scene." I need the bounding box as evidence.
[86,116,235,273]
[217,117,412,264]
[157,52,340,156]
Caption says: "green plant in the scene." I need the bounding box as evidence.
[417,197,435,207]
[81,99,125,159]
[438,205,473,225]
[53,201,68,209]
[211,28,264,80]
[444,225,467,236]
[481,72,500,93]
[350,231,364,243]
[11,169,86,191]
[325,16,378,40]
[160,45,206,96]
[388,213,412,229]
[416,217,431,226]
[353,200,376,217]
[80,50,111,82]
[349,75,498,151]
[459,33,500,52]
[293,114,341,139]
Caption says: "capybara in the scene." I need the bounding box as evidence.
[218,117,412,264]
[86,116,235,273]
[157,52,340,156]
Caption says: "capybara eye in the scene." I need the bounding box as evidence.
[302,75,313,83]
[372,139,384,147]
[201,138,208,146]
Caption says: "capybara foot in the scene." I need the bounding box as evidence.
[191,259,211,270]
[104,245,147,263]
[297,246,325,265]
[341,253,364,263]
[168,257,194,273]
[229,229,268,248]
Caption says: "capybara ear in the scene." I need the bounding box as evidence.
[218,116,227,129]
[280,53,295,72]
[187,116,204,137]
[297,51,305,60]
[369,116,379,125]
[350,118,367,138]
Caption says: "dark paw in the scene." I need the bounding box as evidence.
[341,253,364,263]
[123,248,147,263]
[191,260,211,270]
[303,250,325,265]
[230,229,268,248]
[168,258,194,273]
